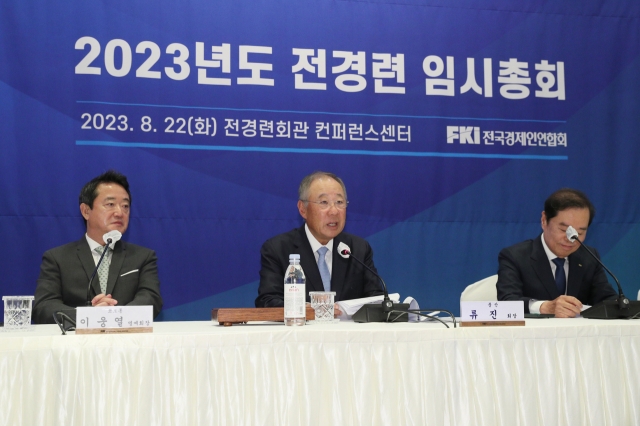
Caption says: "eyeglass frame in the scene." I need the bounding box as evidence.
[299,199,349,210]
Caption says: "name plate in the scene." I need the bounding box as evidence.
[75,306,153,334]
[460,301,525,327]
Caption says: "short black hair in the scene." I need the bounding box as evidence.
[544,188,595,226]
[79,169,131,209]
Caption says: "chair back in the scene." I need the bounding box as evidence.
[460,275,498,301]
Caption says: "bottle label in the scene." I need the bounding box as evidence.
[284,284,306,318]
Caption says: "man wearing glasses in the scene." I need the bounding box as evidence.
[255,171,384,308]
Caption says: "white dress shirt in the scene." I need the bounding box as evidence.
[85,234,111,267]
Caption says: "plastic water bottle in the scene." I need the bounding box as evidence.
[284,254,306,326]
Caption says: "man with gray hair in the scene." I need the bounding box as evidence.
[255,171,383,308]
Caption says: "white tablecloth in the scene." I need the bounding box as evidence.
[1,319,639,426]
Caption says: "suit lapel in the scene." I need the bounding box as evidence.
[531,235,559,299]
[567,251,585,297]
[106,241,125,295]
[294,227,324,292]
[76,238,101,297]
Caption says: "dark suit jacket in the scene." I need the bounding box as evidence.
[255,226,384,307]
[33,237,163,324]
[496,234,617,313]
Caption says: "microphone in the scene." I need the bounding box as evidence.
[103,230,123,245]
[86,231,122,306]
[337,242,409,322]
[565,226,639,318]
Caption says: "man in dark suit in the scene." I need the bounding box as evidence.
[33,170,162,324]
[497,188,616,317]
[255,171,383,309]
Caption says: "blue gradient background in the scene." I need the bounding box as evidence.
[1,1,639,320]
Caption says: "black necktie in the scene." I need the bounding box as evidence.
[552,257,566,294]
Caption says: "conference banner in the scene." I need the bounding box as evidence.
[1,1,639,319]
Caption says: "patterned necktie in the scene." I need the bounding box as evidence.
[94,246,112,295]
[552,257,566,294]
[317,246,331,292]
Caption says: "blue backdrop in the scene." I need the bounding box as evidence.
[1,0,639,319]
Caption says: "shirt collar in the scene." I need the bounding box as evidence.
[304,223,334,255]
[85,234,113,252]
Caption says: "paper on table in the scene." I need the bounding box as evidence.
[403,296,419,321]
[402,296,440,321]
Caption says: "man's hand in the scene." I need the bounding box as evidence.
[540,295,582,318]
[91,293,118,307]
[334,303,343,318]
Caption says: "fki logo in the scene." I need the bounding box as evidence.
[447,126,480,144]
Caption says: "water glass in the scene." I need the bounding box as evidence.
[3,296,34,330]
[309,291,336,322]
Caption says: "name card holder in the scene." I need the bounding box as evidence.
[460,301,525,327]
[211,307,315,326]
[75,306,153,334]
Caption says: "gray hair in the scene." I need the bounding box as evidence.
[298,171,347,203]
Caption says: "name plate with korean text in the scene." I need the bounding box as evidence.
[460,301,525,327]
[75,306,153,334]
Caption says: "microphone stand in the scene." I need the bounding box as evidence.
[54,232,121,334]
[569,237,630,311]
[566,227,640,319]
[86,238,113,306]
[343,250,394,312]
[340,248,410,322]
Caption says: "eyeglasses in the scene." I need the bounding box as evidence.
[301,199,349,210]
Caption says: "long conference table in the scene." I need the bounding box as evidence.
[1,318,639,426]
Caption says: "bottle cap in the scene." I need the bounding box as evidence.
[289,254,300,260]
